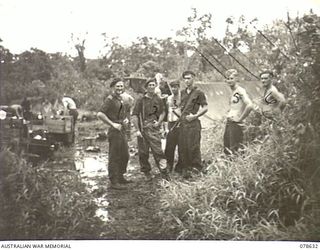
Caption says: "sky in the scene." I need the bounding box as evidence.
[0,0,319,58]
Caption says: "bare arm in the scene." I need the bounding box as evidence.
[272,89,286,111]
[237,93,253,123]
[132,115,140,131]
[196,104,208,118]
[97,111,121,131]
[158,110,166,124]
[185,104,208,122]
[132,115,143,137]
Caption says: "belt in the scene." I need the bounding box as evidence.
[226,119,243,126]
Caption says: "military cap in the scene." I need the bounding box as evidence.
[259,70,274,78]
[182,70,196,79]
[110,78,123,88]
[169,80,180,87]
[144,78,157,88]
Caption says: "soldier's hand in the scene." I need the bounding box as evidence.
[112,123,122,131]
[136,131,143,138]
[162,129,169,138]
[185,114,197,122]
[152,121,160,128]
[123,118,129,125]
[232,118,241,123]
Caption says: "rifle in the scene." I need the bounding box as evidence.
[168,88,199,132]
[139,97,145,134]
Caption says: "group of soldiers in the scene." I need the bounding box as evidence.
[97,69,286,190]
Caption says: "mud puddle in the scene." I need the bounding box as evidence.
[55,121,178,239]
[73,144,138,223]
[74,149,110,222]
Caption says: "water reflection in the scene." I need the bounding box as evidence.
[74,150,110,222]
[73,138,139,223]
[75,156,107,178]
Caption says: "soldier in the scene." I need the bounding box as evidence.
[179,70,208,179]
[62,95,78,127]
[260,70,286,119]
[164,80,182,173]
[97,78,131,190]
[259,70,286,139]
[41,99,54,118]
[132,78,169,181]
[155,73,172,99]
[223,69,253,155]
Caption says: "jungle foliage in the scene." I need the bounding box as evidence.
[0,9,319,240]
[158,11,320,240]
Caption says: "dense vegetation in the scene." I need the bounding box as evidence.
[0,149,104,239]
[0,9,319,239]
[158,12,320,240]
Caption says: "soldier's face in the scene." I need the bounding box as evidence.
[171,85,180,95]
[146,81,156,94]
[184,75,194,88]
[114,81,124,95]
[226,74,236,88]
[260,73,272,88]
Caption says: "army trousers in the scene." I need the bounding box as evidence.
[223,120,244,155]
[108,127,129,183]
[178,119,203,172]
[137,126,167,174]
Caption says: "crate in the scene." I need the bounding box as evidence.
[45,116,73,134]
[47,132,74,146]
[0,118,24,129]
[27,138,56,158]
[30,119,45,126]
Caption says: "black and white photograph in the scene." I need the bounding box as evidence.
[0,0,319,249]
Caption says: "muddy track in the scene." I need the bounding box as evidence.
[98,178,176,239]
[62,119,179,239]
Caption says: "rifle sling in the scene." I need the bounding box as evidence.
[169,88,198,131]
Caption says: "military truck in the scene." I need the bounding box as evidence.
[0,106,57,160]
[45,116,75,146]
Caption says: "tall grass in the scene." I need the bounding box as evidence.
[158,119,320,240]
[0,150,104,239]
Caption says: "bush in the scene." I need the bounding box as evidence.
[159,120,320,240]
[158,13,320,241]
[0,150,104,239]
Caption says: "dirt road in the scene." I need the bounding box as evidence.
[58,119,180,239]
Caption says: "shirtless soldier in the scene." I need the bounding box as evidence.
[223,69,253,155]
